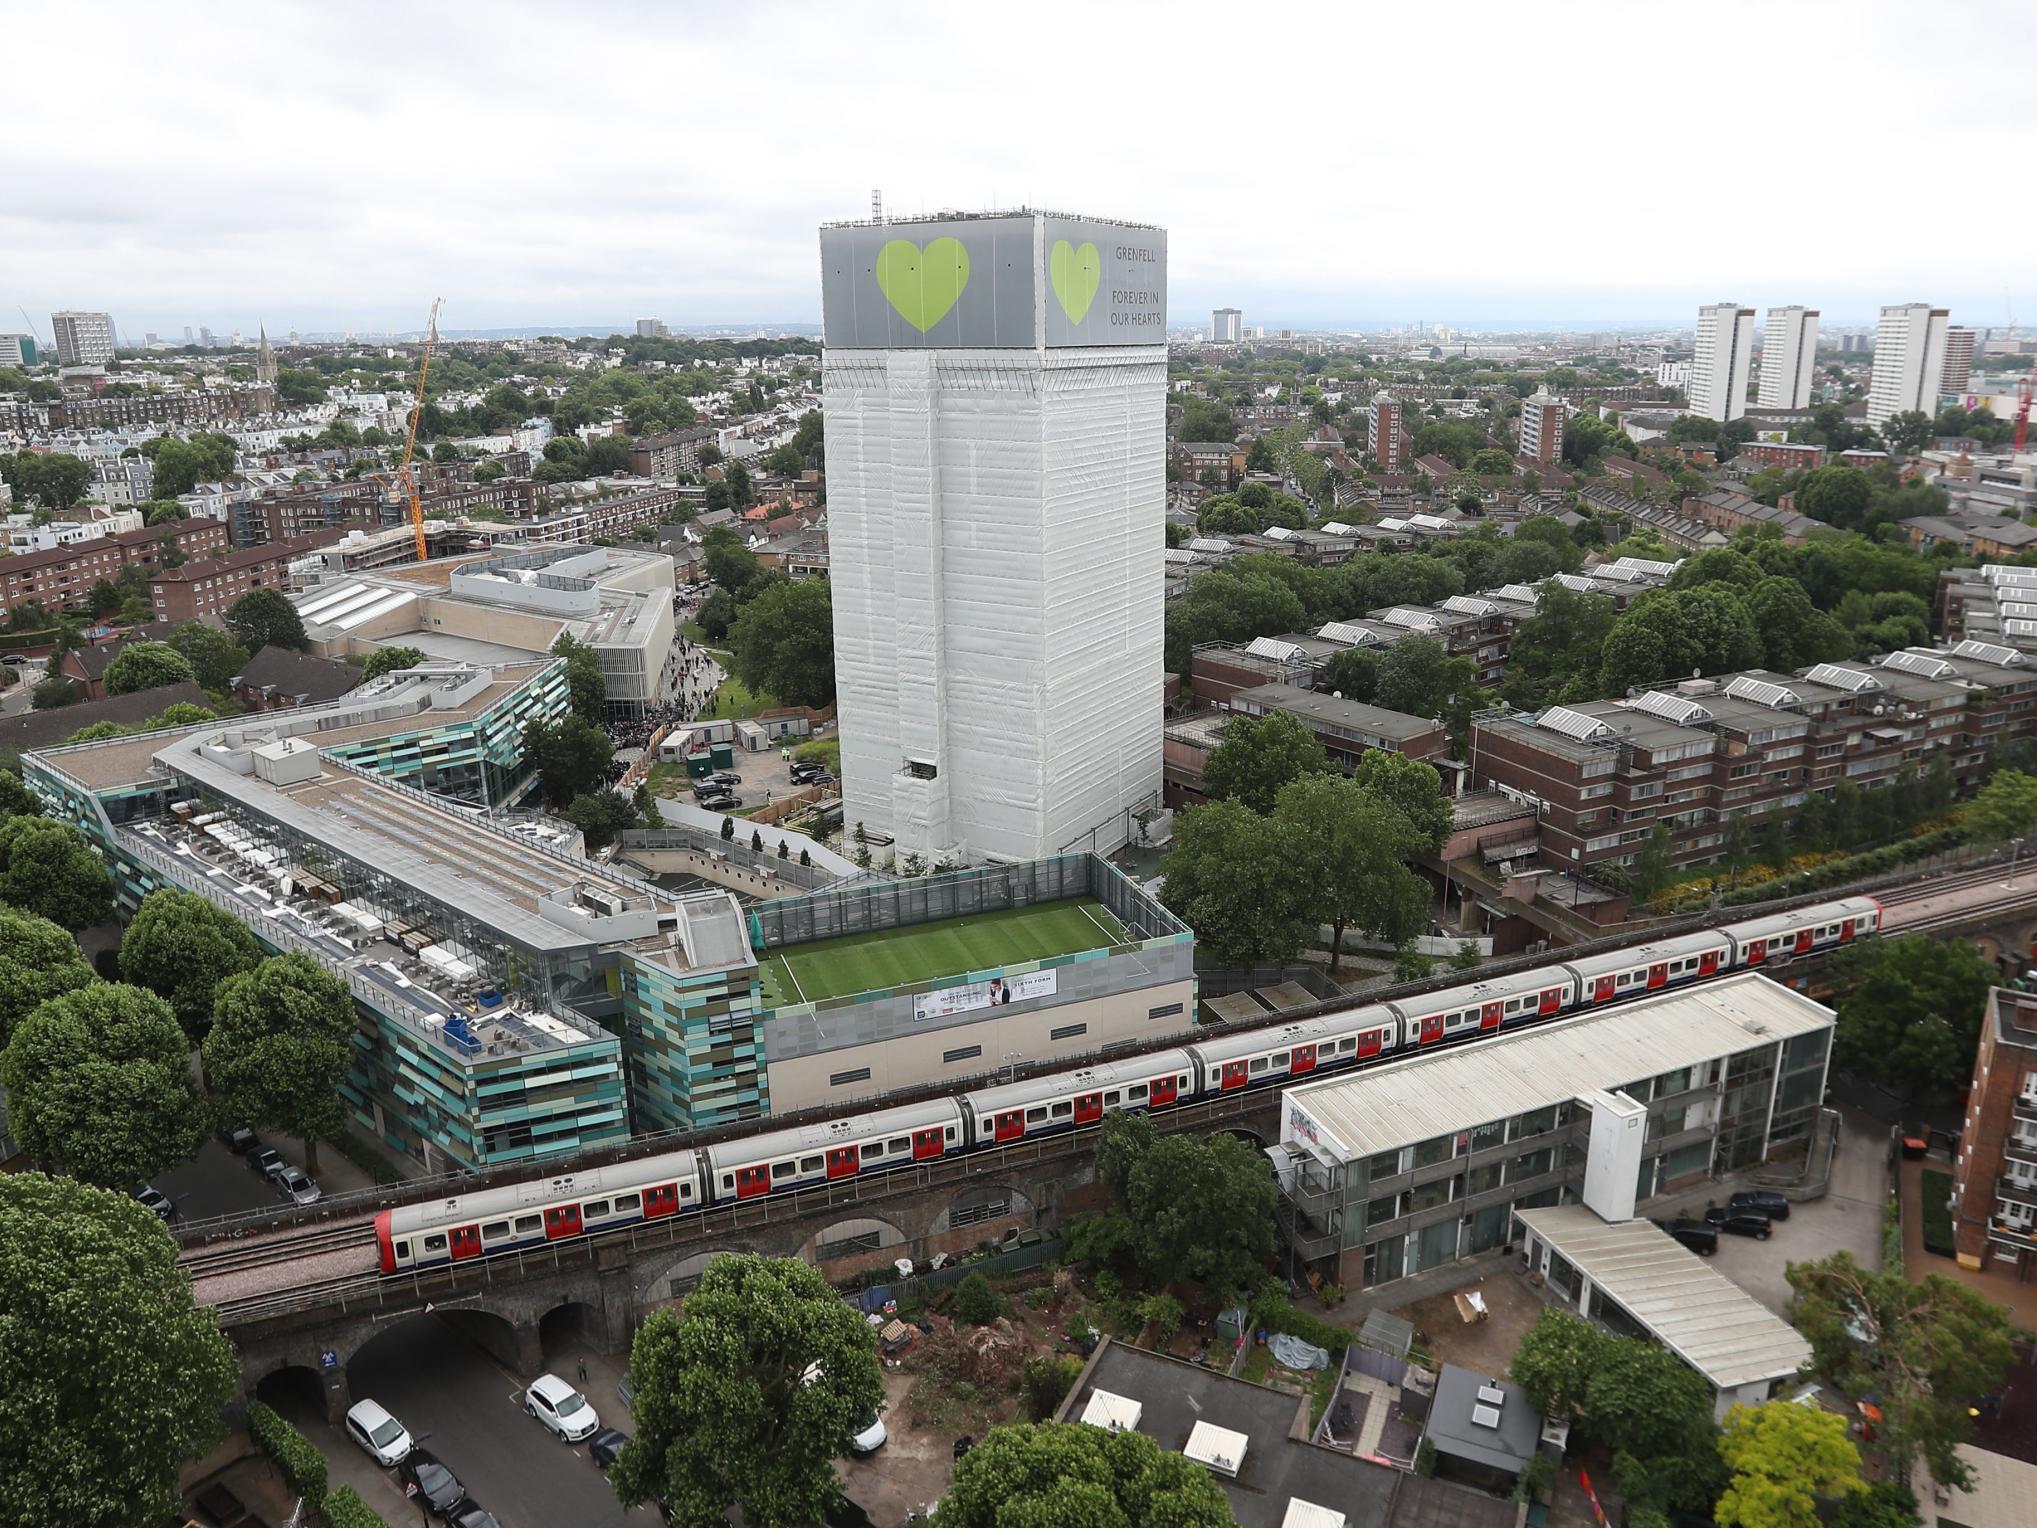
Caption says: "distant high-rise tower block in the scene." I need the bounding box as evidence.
[1757,306,1820,410]
[1518,390,1566,466]
[1867,303,1949,427]
[1211,307,1242,344]
[1371,392,1405,470]
[1940,326,1977,399]
[1688,303,1754,422]
[635,318,668,339]
[49,310,115,366]
[820,209,1168,863]
[0,335,34,368]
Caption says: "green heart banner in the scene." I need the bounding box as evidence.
[874,236,971,333]
[1050,239,1101,324]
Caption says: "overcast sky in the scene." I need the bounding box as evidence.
[6,1,2032,339]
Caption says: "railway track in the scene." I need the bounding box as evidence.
[180,1216,375,1279]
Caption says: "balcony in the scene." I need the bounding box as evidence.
[2003,1134,2037,1170]
[2014,1092,2037,1125]
[1986,1217,2037,1254]
[1994,1175,2037,1212]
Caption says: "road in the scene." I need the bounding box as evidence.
[156,1138,291,1222]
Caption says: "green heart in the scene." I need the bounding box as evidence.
[874,237,970,333]
[1051,239,1101,324]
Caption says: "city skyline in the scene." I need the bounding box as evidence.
[5,1,2031,339]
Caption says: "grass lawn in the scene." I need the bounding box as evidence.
[1922,1168,1956,1257]
[756,898,1127,1007]
[700,672,775,721]
[644,761,694,799]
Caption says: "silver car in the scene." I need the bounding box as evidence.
[274,1165,322,1206]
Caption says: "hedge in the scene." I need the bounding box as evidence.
[246,1400,327,1510]
[321,1486,392,1528]
[1249,1281,1350,1358]
[1717,826,1968,907]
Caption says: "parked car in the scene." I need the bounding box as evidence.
[344,1398,414,1466]
[1661,1218,1718,1255]
[447,1503,503,1528]
[526,1373,601,1442]
[246,1146,284,1180]
[698,792,740,811]
[397,1449,467,1520]
[216,1122,258,1155]
[1703,1207,1773,1240]
[132,1184,176,1222]
[274,1166,322,1206]
[1729,1189,1791,1221]
[849,1412,887,1455]
[588,1427,630,1469]
[707,771,742,786]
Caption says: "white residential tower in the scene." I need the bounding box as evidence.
[1866,303,1949,427]
[1688,303,1754,422]
[1757,306,1819,409]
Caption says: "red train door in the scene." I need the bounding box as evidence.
[993,1110,1024,1142]
[1840,918,1855,940]
[825,1145,858,1179]
[1479,1002,1501,1031]
[449,1225,481,1260]
[1291,1044,1317,1075]
[734,1165,770,1199]
[1150,1075,1178,1107]
[1647,962,1667,989]
[543,1204,582,1239]
[1699,949,1722,975]
[1419,1014,1444,1044]
[1539,987,1561,1015]
[1795,928,1814,954]
[644,1184,680,1219]
[1221,1061,1249,1090]
[1356,1030,1382,1058]
[1594,975,1615,1002]
[912,1126,946,1159]
[1746,939,1766,965]
[1074,1091,1104,1125]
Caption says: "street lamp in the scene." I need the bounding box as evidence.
[2011,837,2027,892]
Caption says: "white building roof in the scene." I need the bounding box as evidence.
[1184,1420,1249,1477]
[1515,1205,1812,1392]
[1282,975,1834,1161]
[1080,1389,1143,1432]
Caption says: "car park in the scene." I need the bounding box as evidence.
[344,1398,414,1466]
[588,1427,630,1469]
[1729,1189,1791,1221]
[1661,1218,1718,1255]
[397,1449,467,1520]
[1703,1207,1773,1240]
[216,1122,258,1155]
[274,1166,322,1205]
[246,1146,284,1179]
[132,1184,176,1221]
[525,1373,601,1442]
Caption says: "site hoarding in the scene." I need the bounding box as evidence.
[912,968,1058,1022]
[820,212,1167,350]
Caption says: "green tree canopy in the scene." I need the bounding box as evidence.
[550,631,607,720]
[1274,772,1429,972]
[1157,799,1310,966]
[358,645,426,681]
[1202,710,1328,814]
[0,815,113,928]
[1,449,93,509]
[1964,768,2037,843]
[562,789,640,850]
[1093,1109,1278,1300]
[1824,935,1994,1095]
[940,1421,1238,1528]
[0,1173,237,1528]
[225,587,308,653]
[166,620,250,691]
[1,983,209,1186]
[1715,1402,1864,1528]
[727,577,834,708]
[145,432,237,497]
[119,888,262,1041]
[1498,583,1617,709]
[1351,749,1453,855]
[610,1254,884,1527]
[0,905,95,1048]
[202,954,356,1174]
[102,641,196,697]
[702,525,762,595]
[1178,397,1238,443]
[523,715,615,807]
[1512,1308,1716,1462]
[1319,646,1378,703]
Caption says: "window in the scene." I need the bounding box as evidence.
[1249,1057,1269,1074]
[423,1234,447,1253]
[1026,1107,1048,1124]
[583,1200,610,1218]
[798,1155,823,1173]
[771,1160,795,1180]
[1413,1135,1452,1168]
[830,1067,872,1087]
[613,1193,640,1212]
[1128,1083,1149,1101]
[887,1136,910,1154]
[943,1044,982,1064]
[1051,1101,1073,1119]
[515,1214,541,1234]
[1050,1023,1087,1041]
[1149,1002,1184,1019]
[861,1142,884,1161]
[482,1220,510,1239]
[1368,1148,1404,1178]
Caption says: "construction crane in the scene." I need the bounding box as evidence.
[2015,372,2034,457]
[395,298,444,561]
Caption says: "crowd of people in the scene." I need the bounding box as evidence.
[593,637,728,790]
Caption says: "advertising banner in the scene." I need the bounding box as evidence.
[912,968,1058,1022]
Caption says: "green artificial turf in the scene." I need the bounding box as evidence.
[757,899,1127,1006]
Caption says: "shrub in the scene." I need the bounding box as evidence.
[953,1272,1005,1324]
[322,1486,393,1528]
[247,1400,327,1509]
[1415,1437,1437,1477]
[1249,1280,1349,1357]
[1022,1355,1084,1420]
[1138,1292,1184,1336]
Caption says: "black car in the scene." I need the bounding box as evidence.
[699,792,740,811]
[246,1145,284,1179]
[1729,1189,1791,1221]
[1661,1218,1718,1255]
[708,771,742,786]
[588,1426,630,1469]
[1704,1207,1774,1240]
[447,1503,502,1528]
[216,1122,259,1155]
[398,1449,467,1520]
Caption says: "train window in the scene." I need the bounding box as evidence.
[1026,1107,1049,1124]
[395,1240,411,1260]
[1104,1090,1121,1106]
[1339,1037,1356,1052]
[1128,1083,1149,1100]
[423,1234,447,1253]
[613,1194,640,1213]
[799,1156,823,1174]
[721,1174,735,1190]
[946,1127,957,1141]
[1249,1058,1268,1074]
[1051,1101,1073,1119]
[771,1160,795,1180]
[583,1200,611,1219]
[1179,1075,1191,1088]
[482,1220,510,1239]
[516,1214,541,1234]
[887,1137,910,1154]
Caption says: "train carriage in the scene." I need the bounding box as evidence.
[1386,971,1575,1047]
[1719,896,1881,966]
[1561,931,1735,1005]
[959,1050,1195,1148]
[1186,1008,1397,1093]
[702,1099,965,1204]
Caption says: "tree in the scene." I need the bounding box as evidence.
[225,587,308,653]
[102,641,196,697]
[359,645,426,681]
[1244,435,1278,474]
[2,984,209,1186]
[0,1173,237,1527]
[522,715,615,806]
[1964,768,2037,843]
[1469,448,1515,476]
[1375,634,1448,717]
[940,1422,1237,1528]
[1499,583,1616,709]
[0,906,95,1048]
[146,433,236,497]
[1158,799,1310,966]
[1177,397,1238,443]
[550,631,607,720]
[610,1254,883,1527]
[1274,773,1428,971]
[1787,1251,2017,1489]
[1095,1109,1277,1298]
[203,954,356,1174]
[1631,824,1677,898]
[702,527,761,595]
[30,676,77,710]
[1202,710,1328,814]
[0,769,39,820]
[1714,1402,1864,1528]
[728,578,833,708]
[562,789,639,850]
[953,1272,1006,1324]
[1794,467,1875,532]
[1512,1309,1713,1466]
[119,888,262,1041]
[1824,936,1994,1095]
[0,816,112,928]
[166,620,249,691]
[1881,411,1935,457]
[1352,750,1453,854]
[696,586,740,641]
[2,450,93,509]
[1510,1308,1605,1421]
[1744,578,1850,671]
[1319,646,1378,703]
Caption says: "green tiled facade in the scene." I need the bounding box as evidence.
[619,953,768,1133]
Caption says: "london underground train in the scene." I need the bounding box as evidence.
[374,894,1880,1272]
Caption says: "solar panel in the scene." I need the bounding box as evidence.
[1494,584,1541,604]
[1804,663,1880,692]
[1382,607,1440,630]
[1625,691,1712,725]
[1726,676,1799,708]
[1317,622,1376,647]
[1954,640,2025,666]
[1553,573,1595,591]
[1244,636,1305,661]
[1880,650,1956,679]
[1442,596,1497,616]
[1538,705,1612,741]
[1476,1383,1507,1405]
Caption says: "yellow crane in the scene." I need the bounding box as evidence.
[395,298,444,562]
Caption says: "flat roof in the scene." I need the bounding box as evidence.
[1424,1366,1540,1474]
[1514,1206,1812,1391]
[1231,683,1439,742]
[1283,975,1834,1161]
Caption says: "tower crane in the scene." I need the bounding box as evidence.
[395,298,444,562]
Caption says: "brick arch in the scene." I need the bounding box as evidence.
[799,1211,911,1269]
[637,1246,753,1301]
[929,1181,1038,1236]
[1974,932,2006,965]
